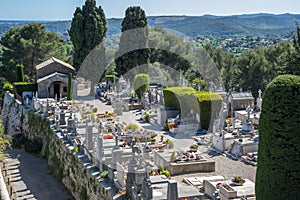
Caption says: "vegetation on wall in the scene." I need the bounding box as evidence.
[0,118,10,160]
[256,75,300,200]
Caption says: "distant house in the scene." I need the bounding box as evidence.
[35,57,77,99]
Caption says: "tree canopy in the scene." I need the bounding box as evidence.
[0,23,67,82]
[69,0,107,71]
[115,6,150,75]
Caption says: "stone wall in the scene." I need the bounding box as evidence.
[1,92,120,200]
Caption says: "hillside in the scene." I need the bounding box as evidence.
[0,13,300,40]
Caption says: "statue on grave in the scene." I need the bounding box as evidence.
[242,106,252,134]
[256,89,262,111]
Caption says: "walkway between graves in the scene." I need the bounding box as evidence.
[3,148,72,200]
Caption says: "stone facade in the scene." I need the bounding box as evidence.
[35,57,77,99]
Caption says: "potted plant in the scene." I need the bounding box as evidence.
[170,150,177,162]
[231,176,245,186]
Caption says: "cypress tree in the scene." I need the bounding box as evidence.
[67,73,72,100]
[256,75,300,199]
[115,6,150,75]
[69,0,107,71]
[16,64,25,82]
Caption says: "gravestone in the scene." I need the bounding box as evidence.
[242,106,252,134]
[55,115,60,130]
[116,163,125,189]
[67,113,76,133]
[167,180,179,200]
[59,110,66,125]
[96,133,104,171]
[85,121,93,151]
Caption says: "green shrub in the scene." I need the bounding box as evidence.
[163,87,198,117]
[105,74,115,84]
[100,170,108,178]
[256,75,300,200]
[163,87,222,130]
[195,91,222,130]
[124,123,139,132]
[162,124,169,131]
[133,74,150,99]
[67,72,72,100]
[13,82,37,96]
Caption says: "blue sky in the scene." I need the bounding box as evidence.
[0,0,299,20]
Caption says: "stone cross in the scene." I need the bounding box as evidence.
[246,106,251,122]
[46,98,49,116]
[98,122,102,135]
[258,89,262,99]
[55,115,60,130]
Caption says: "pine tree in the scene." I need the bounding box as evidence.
[115,6,150,75]
[0,23,66,82]
[69,0,107,71]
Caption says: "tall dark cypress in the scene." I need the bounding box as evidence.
[115,6,150,75]
[255,75,300,200]
[69,0,107,71]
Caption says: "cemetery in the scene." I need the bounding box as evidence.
[0,57,262,199]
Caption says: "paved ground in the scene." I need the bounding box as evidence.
[4,149,72,200]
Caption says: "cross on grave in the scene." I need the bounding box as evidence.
[246,106,251,122]
[258,89,262,99]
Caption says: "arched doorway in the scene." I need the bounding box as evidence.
[49,81,67,99]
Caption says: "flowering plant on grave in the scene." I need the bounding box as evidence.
[168,121,176,129]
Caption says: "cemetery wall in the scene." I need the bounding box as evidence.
[1,92,116,200]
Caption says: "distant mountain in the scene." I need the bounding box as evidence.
[0,13,300,40]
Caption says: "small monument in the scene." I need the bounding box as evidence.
[242,106,252,134]
[256,89,262,111]
[59,110,66,125]
[85,120,94,152]
[67,111,76,133]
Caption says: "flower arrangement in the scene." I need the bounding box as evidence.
[168,121,176,130]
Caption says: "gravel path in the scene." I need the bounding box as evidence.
[5,148,73,200]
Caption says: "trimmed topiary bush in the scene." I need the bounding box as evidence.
[256,75,300,200]
[163,87,197,117]
[194,92,222,130]
[163,87,222,130]
[133,73,150,100]
[13,82,37,96]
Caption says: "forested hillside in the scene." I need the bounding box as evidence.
[1,13,300,40]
